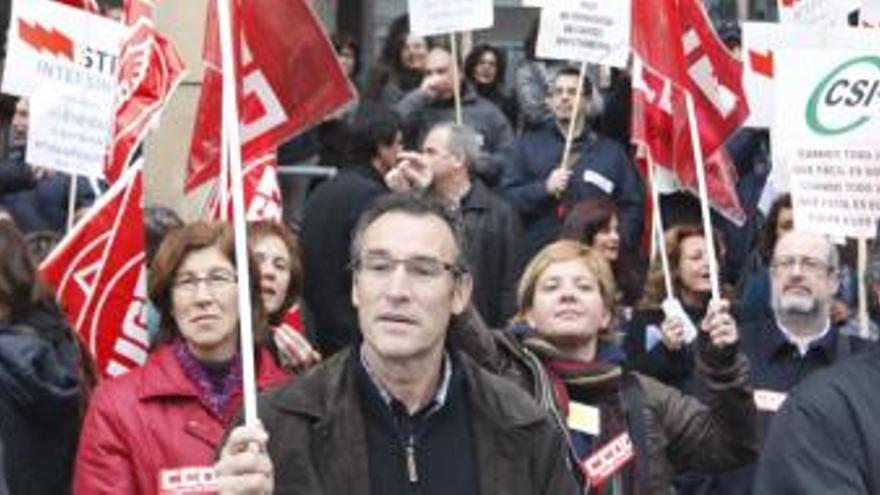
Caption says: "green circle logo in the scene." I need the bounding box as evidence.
[806,55,880,136]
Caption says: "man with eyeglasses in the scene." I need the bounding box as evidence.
[705,230,871,494]
[501,65,644,268]
[215,192,579,494]
[753,224,880,493]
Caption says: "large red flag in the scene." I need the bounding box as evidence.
[41,163,148,378]
[205,149,284,222]
[104,0,186,184]
[55,0,99,13]
[631,0,749,225]
[185,0,355,193]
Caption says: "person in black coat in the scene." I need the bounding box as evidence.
[0,218,93,495]
[300,104,399,356]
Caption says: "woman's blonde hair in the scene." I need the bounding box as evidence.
[515,240,617,338]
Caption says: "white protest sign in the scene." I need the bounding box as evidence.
[2,0,125,177]
[742,22,880,128]
[536,0,631,67]
[407,0,493,36]
[773,48,880,239]
[777,0,859,26]
[863,0,880,28]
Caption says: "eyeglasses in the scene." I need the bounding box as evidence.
[173,270,237,294]
[353,254,462,282]
[770,256,833,276]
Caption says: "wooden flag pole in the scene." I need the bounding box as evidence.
[684,93,721,301]
[858,238,870,339]
[650,164,674,300]
[67,173,78,232]
[217,0,258,427]
[560,60,588,172]
[450,32,463,125]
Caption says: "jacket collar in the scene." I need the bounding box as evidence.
[762,319,838,364]
[138,344,288,400]
[345,162,388,186]
[459,178,491,212]
[270,346,549,430]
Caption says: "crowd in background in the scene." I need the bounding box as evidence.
[1,5,880,495]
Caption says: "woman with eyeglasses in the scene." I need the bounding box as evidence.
[74,221,289,494]
[248,220,321,372]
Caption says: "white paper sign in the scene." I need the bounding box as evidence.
[407,0,493,37]
[742,22,880,128]
[776,0,859,27]
[2,0,125,176]
[862,0,880,28]
[535,0,631,67]
[773,48,880,239]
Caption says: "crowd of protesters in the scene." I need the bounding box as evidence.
[1,8,880,495]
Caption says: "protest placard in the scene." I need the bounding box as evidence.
[407,0,493,37]
[863,0,880,28]
[776,0,859,26]
[773,48,880,239]
[742,23,880,128]
[2,0,125,176]
[536,0,631,67]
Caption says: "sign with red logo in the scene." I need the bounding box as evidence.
[581,432,636,487]
[158,466,218,495]
[3,0,126,177]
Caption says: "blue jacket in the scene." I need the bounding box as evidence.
[501,124,644,265]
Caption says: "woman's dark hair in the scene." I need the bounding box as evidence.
[757,193,792,263]
[0,219,58,319]
[332,31,361,78]
[248,220,304,324]
[148,221,267,348]
[464,43,507,86]
[379,14,432,73]
[560,198,617,246]
[145,205,184,268]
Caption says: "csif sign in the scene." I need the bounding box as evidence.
[806,55,880,136]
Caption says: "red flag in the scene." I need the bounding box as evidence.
[41,163,148,378]
[631,0,749,226]
[55,0,99,13]
[205,150,284,222]
[185,0,355,193]
[104,1,186,184]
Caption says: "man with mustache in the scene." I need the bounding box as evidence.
[703,230,871,494]
[215,192,579,494]
[754,223,880,493]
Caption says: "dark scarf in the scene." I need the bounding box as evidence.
[173,339,243,419]
[525,337,639,495]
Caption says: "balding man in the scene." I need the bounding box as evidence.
[395,46,514,186]
[700,230,871,494]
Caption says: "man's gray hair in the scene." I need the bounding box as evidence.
[432,122,481,170]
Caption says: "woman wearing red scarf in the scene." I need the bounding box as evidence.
[507,240,756,494]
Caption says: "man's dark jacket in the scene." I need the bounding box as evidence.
[459,179,521,328]
[301,163,388,355]
[754,344,880,494]
[501,124,644,266]
[255,348,580,494]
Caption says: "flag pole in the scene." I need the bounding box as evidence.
[560,60,588,172]
[684,93,721,301]
[858,238,870,339]
[217,0,258,427]
[649,164,674,300]
[67,173,78,232]
[450,32,463,125]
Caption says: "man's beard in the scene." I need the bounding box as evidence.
[773,291,820,319]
